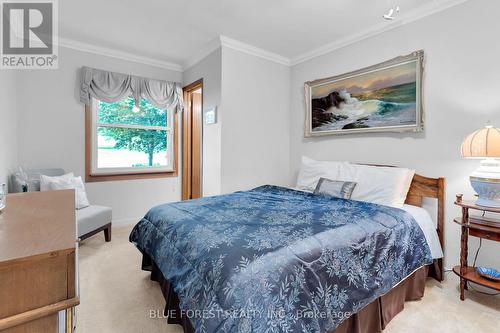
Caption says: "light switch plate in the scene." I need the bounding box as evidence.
[204,106,217,125]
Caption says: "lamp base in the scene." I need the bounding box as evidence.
[475,197,500,208]
[470,173,500,208]
[470,177,500,208]
[470,159,500,208]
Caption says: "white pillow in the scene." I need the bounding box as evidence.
[40,173,74,191]
[296,156,344,192]
[337,162,415,208]
[41,175,90,210]
[71,177,90,210]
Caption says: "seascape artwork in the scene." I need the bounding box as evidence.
[305,51,423,136]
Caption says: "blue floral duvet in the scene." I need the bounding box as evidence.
[130,185,432,333]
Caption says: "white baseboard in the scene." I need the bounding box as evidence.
[112,217,141,226]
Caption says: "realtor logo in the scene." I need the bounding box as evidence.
[1,0,58,69]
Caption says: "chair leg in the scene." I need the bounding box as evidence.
[103,223,112,242]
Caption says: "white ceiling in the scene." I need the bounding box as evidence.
[59,0,466,69]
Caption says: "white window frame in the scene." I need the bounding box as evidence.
[90,97,174,176]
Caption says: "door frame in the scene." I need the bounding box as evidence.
[182,79,203,200]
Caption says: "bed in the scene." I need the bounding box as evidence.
[129,169,444,333]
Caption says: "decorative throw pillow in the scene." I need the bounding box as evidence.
[40,173,74,191]
[296,156,344,192]
[41,174,90,210]
[314,177,357,199]
[71,176,90,210]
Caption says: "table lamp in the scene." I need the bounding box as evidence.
[461,124,500,207]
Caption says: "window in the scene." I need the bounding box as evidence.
[86,96,177,181]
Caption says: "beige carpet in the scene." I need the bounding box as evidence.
[78,225,499,333]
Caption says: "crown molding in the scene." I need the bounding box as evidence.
[182,37,222,71]
[219,35,291,66]
[56,0,467,72]
[58,38,183,72]
[187,0,467,68]
[182,35,291,70]
[290,0,469,66]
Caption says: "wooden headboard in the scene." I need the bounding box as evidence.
[406,173,445,281]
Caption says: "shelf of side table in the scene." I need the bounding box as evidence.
[453,195,500,300]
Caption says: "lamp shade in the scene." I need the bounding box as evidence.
[461,126,500,158]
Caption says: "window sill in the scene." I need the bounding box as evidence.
[85,171,178,183]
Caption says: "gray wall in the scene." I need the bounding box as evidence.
[183,48,222,196]
[0,70,18,189]
[220,47,291,193]
[183,46,291,195]
[15,47,183,223]
[289,0,500,269]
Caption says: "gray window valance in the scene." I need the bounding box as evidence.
[79,66,183,112]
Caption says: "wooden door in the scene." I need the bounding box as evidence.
[182,80,203,200]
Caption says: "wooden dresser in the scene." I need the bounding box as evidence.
[0,190,79,333]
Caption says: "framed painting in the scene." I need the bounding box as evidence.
[304,50,424,137]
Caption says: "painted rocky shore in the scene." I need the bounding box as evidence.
[311,91,354,129]
[311,82,417,131]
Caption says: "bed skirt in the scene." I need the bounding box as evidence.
[142,255,430,333]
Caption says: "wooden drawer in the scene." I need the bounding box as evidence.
[0,191,79,333]
[0,251,77,333]
[0,253,69,318]
[469,228,500,241]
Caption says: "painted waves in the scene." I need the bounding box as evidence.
[312,82,417,131]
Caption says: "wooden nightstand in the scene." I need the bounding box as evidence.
[453,194,500,300]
